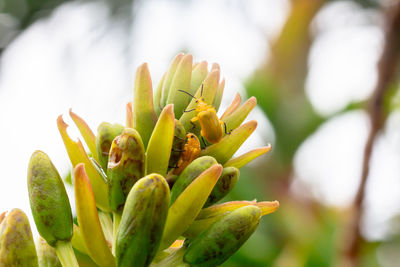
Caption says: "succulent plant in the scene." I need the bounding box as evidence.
[2,53,278,266]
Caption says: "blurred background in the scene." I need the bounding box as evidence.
[1,0,400,266]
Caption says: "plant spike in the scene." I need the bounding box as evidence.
[154,72,167,116]
[37,236,62,267]
[224,145,272,169]
[96,122,125,171]
[184,205,261,266]
[204,166,239,207]
[27,151,78,267]
[160,164,223,250]
[74,164,115,267]
[126,102,133,128]
[69,109,98,162]
[133,63,158,147]
[160,53,184,108]
[0,209,38,267]
[116,174,170,267]
[146,104,175,176]
[220,92,242,119]
[212,78,225,112]
[222,96,257,133]
[167,54,193,118]
[57,116,110,211]
[189,61,208,96]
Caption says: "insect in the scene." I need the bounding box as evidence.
[179,84,230,145]
[171,133,201,175]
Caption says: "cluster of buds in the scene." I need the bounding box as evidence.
[0,53,279,267]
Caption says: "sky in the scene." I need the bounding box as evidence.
[0,0,398,242]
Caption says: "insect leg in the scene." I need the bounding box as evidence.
[171,148,185,152]
[190,120,197,131]
[168,165,179,169]
[224,122,232,135]
[201,136,207,148]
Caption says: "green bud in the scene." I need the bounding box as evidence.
[96,122,124,171]
[161,53,184,108]
[184,205,261,266]
[108,128,145,212]
[154,72,167,116]
[146,104,175,176]
[0,209,38,267]
[170,156,217,205]
[204,167,239,207]
[37,237,62,267]
[220,93,241,120]
[27,151,73,246]
[212,78,225,112]
[167,54,193,118]
[116,174,170,267]
[189,61,208,97]
[133,63,158,147]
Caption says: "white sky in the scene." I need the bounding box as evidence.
[0,0,398,242]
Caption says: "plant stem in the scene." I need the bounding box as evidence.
[345,2,400,266]
[55,241,79,267]
[112,212,122,255]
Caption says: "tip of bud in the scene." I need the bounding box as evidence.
[57,114,69,131]
[164,104,175,116]
[247,96,257,106]
[74,163,85,177]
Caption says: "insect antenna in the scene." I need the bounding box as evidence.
[178,89,197,99]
